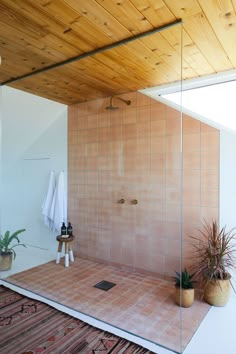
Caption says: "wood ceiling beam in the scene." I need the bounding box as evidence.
[1,19,182,87]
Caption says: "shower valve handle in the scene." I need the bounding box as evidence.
[131,199,138,205]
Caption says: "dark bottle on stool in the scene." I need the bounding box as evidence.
[61,222,67,236]
[67,222,73,237]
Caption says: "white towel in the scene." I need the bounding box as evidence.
[42,171,56,229]
[50,171,67,232]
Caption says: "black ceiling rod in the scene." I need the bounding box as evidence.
[1,19,182,86]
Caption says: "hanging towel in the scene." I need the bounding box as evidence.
[42,171,56,229]
[50,171,67,232]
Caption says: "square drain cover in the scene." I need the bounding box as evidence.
[94,280,116,291]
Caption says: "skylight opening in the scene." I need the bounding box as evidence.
[141,70,236,132]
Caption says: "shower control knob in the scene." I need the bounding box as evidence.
[131,199,138,205]
[118,198,125,204]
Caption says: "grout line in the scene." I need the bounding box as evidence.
[0,279,177,354]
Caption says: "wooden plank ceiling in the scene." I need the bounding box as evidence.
[0,0,236,105]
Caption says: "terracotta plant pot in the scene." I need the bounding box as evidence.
[175,287,194,308]
[204,277,231,306]
[0,252,13,271]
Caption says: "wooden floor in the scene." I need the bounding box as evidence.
[4,257,210,353]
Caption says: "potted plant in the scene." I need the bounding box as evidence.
[190,220,236,306]
[0,229,26,271]
[174,268,196,307]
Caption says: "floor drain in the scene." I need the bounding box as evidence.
[94,280,116,291]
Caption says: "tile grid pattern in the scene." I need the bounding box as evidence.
[6,258,210,353]
[68,92,219,276]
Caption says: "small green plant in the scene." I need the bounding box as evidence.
[0,229,26,259]
[174,268,196,289]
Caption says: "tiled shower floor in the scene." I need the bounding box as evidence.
[2,257,210,353]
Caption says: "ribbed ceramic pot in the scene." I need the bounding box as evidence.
[204,277,231,306]
[175,287,194,308]
[0,252,13,271]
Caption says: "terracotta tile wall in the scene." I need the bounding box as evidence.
[68,92,219,277]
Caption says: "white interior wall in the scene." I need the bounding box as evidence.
[1,86,67,251]
[220,130,236,231]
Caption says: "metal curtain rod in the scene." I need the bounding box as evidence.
[1,19,182,86]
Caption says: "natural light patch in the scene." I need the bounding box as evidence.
[163,80,236,132]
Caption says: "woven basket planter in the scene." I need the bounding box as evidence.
[204,277,231,306]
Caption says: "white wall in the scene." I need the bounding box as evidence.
[220,130,236,230]
[1,86,67,251]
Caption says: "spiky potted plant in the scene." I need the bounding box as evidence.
[174,268,196,307]
[0,229,26,271]
[190,220,236,306]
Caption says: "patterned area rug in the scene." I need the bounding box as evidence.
[0,285,153,354]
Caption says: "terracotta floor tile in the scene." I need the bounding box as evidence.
[5,257,210,353]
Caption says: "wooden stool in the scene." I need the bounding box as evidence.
[56,235,74,267]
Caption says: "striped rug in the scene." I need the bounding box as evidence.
[0,285,154,353]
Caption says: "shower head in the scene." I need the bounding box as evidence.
[106,105,119,110]
[105,96,131,110]
[105,97,118,110]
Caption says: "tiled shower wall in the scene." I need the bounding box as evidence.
[68,92,219,277]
